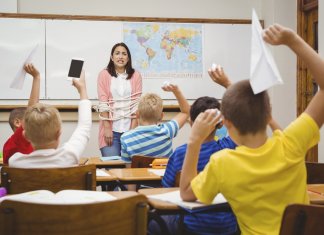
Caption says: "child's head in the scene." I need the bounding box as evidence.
[190,96,221,122]
[190,96,222,135]
[137,93,163,123]
[221,79,271,135]
[23,103,62,147]
[9,107,27,131]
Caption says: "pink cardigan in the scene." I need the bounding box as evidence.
[97,69,142,148]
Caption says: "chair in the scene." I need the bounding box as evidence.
[130,156,167,191]
[306,162,324,184]
[131,155,157,168]
[279,203,324,235]
[0,164,96,194]
[0,194,148,235]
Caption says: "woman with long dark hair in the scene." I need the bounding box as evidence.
[97,42,142,156]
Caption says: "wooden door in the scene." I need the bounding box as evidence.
[297,0,318,162]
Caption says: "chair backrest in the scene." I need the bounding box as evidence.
[279,204,324,235]
[0,164,96,194]
[0,194,148,235]
[306,162,324,184]
[131,155,157,168]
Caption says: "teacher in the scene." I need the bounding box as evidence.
[97,42,142,157]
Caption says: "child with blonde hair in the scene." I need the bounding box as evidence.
[9,71,91,168]
[120,84,190,162]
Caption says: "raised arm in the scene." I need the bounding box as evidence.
[180,109,221,201]
[162,84,190,128]
[263,24,324,128]
[25,63,41,107]
[72,70,88,100]
[208,66,232,89]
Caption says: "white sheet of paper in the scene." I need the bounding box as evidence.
[250,9,283,94]
[10,43,39,90]
[96,169,111,177]
[148,169,165,177]
[148,190,227,210]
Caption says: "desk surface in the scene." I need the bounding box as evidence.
[139,186,324,211]
[96,169,117,182]
[109,168,163,181]
[87,157,126,168]
[307,184,324,195]
[307,184,324,205]
[139,187,180,210]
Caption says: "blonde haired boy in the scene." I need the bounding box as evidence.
[120,84,190,162]
[9,71,91,168]
[180,24,324,235]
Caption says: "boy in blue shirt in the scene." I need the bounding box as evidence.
[160,95,238,235]
[120,84,190,162]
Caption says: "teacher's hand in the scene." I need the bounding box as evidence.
[104,128,113,146]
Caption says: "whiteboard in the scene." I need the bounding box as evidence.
[0,17,252,104]
[46,20,122,99]
[0,18,46,99]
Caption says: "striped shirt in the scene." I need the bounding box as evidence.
[120,120,179,162]
[162,137,238,235]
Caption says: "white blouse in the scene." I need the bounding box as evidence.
[110,73,131,133]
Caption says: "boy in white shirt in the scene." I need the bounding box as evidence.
[9,71,91,168]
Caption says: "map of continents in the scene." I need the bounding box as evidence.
[123,23,203,78]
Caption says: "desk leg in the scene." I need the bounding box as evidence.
[148,209,172,235]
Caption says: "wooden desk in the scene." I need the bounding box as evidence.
[308,184,324,205]
[308,184,324,195]
[138,187,231,213]
[78,157,89,165]
[96,169,118,191]
[87,157,126,169]
[109,168,163,185]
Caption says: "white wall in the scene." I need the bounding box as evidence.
[2,0,322,162]
[0,0,17,13]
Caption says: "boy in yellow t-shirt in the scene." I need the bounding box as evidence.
[180,24,324,235]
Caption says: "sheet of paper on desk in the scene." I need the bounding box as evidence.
[96,169,111,177]
[148,190,227,211]
[100,156,122,161]
[148,169,165,177]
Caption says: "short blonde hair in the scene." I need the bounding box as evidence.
[138,93,163,122]
[24,103,61,146]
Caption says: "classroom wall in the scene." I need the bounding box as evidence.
[1,0,322,162]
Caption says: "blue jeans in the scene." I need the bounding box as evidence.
[100,131,122,157]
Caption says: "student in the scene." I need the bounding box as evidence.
[2,63,40,165]
[158,95,237,235]
[97,42,142,157]
[9,71,91,168]
[180,24,324,235]
[120,83,190,162]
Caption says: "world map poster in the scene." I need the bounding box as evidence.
[123,22,203,79]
